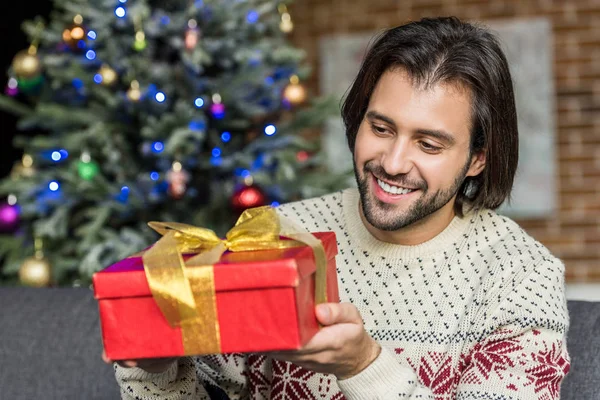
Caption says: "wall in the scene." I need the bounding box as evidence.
[289,0,600,282]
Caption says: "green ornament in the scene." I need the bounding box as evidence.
[133,31,147,51]
[77,160,99,180]
[17,75,44,94]
[133,39,147,51]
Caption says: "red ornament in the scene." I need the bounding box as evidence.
[231,185,266,212]
[166,162,190,200]
[296,150,310,162]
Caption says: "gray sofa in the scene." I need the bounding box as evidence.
[0,287,598,399]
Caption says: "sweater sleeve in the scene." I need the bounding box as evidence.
[114,354,250,400]
[337,347,435,399]
[338,258,570,400]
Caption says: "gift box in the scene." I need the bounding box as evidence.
[93,210,339,361]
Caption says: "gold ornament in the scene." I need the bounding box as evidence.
[278,4,294,33]
[62,15,87,49]
[98,64,118,86]
[19,238,51,287]
[280,13,293,33]
[11,48,41,79]
[19,257,52,287]
[283,75,307,105]
[10,154,36,179]
[127,80,141,101]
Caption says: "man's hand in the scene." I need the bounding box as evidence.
[271,302,381,380]
[102,350,177,374]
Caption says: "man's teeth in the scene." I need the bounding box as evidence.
[377,178,415,195]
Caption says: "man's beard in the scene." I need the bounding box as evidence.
[354,159,470,231]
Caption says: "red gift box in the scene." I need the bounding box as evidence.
[93,231,339,361]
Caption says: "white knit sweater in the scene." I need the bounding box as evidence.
[115,188,570,400]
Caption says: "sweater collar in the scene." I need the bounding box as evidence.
[342,188,475,260]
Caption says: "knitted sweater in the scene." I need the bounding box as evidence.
[115,188,570,400]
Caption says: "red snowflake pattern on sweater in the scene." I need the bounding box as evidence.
[460,335,524,384]
[246,354,270,399]
[524,341,570,400]
[271,360,345,400]
[406,351,460,396]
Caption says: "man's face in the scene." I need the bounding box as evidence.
[353,69,484,232]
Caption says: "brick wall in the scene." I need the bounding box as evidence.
[288,0,600,282]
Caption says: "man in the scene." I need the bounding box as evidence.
[107,16,570,399]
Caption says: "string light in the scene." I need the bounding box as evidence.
[211,147,221,157]
[7,194,17,205]
[85,50,96,60]
[51,151,61,161]
[93,74,103,84]
[48,181,60,191]
[115,7,126,18]
[151,141,164,153]
[87,31,97,40]
[271,201,280,207]
[155,92,166,102]
[194,97,204,108]
[8,78,17,89]
[72,78,83,89]
[246,10,259,24]
[150,172,159,181]
[117,186,129,203]
[264,124,276,136]
[189,120,205,131]
[221,131,231,142]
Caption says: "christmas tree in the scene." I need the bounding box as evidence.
[0,0,351,287]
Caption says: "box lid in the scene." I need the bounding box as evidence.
[93,231,337,300]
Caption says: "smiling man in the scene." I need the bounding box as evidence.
[110,17,570,400]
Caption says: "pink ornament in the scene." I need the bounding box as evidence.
[210,103,225,119]
[0,202,20,233]
[5,86,18,96]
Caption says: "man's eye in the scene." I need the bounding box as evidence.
[371,125,388,135]
[420,142,442,152]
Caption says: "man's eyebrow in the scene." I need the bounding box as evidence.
[366,110,457,146]
[415,128,456,146]
[365,111,397,129]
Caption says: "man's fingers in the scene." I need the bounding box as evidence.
[316,302,362,326]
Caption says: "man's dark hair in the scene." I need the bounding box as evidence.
[341,16,519,215]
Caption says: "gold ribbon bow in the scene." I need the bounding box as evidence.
[142,205,328,355]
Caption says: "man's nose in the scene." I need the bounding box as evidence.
[380,138,414,176]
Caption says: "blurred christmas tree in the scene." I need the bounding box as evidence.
[0,0,351,287]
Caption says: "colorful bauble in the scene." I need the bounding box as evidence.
[0,202,20,234]
[127,80,142,101]
[231,184,266,212]
[10,154,36,179]
[77,159,99,180]
[167,162,190,199]
[133,31,147,51]
[11,49,42,79]
[19,256,52,287]
[98,65,118,86]
[280,12,293,33]
[283,75,306,106]
[62,23,87,50]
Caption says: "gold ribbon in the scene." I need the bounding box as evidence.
[142,205,328,355]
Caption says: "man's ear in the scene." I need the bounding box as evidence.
[466,151,486,177]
